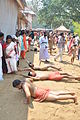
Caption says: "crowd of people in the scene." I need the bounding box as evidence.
[0,30,34,80]
[0,29,80,105]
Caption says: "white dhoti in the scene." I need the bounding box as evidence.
[6,57,17,73]
[39,36,49,61]
[39,46,49,60]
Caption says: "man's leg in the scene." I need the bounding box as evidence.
[46,93,77,104]
[59,48,63,62]
[62,75,80,80]
[39,61,41,66]
[49,91,75,96]
[54,48,60,61]
[61,73,72,76]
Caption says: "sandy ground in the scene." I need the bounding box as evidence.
[0,48,80,120]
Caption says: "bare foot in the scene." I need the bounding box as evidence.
[70,92,75,96]
[75,77,80,81]
[74,95,78,105]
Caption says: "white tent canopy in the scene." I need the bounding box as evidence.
[54,25,70,32]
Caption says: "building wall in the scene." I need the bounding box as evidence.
[0,0,18,39]
[27,14,32,30]
[20,19,26,30]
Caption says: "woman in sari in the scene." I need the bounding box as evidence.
[20,30,27,59]
[5,35,17,74]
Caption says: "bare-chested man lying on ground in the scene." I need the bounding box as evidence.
[25,60,61,71]
[18,68,80,81]
[12,79,77,104]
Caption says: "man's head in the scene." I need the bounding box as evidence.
[12,80,22,89]
[60,32,64,37]
[29,62,34,68]
[73,44,77,48]
[44,32,47,37]
[28,72,36,77]
[0,32,4,41]
[28,72,33,76]
[6,35,12,44]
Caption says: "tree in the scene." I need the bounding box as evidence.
[38,0,80,28]
[73,21,80,36]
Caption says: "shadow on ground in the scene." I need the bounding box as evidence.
[0,46,35,120]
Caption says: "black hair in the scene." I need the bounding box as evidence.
[6,35,12,41]
[73,44,77,47]
[73,35,75,38]
[34,48,37,52]
[44,32,47,37]
[28,72,32,76]
[0,32,4,38]
[12,79,21,87]
[20,30,25,35]
[60,33,64,36]
[29,62,32,67]
[29,34,32,37]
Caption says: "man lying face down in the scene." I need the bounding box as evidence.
[12,79,78,104]
[26,60,62,71]
[18,67,80,82]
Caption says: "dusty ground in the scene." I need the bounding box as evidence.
[0,48,80,120]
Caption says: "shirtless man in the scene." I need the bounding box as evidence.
[12,79,77,104]
[25,60,61,71]
[18,68,80,82]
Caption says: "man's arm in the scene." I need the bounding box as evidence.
[23,84,31,104]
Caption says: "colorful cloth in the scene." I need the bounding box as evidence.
[21,51,25,59]
[49,71,63,81]
[69,38,74,52]
[21,36,24,51]
[34,87,50,102]
[23,34,27,52]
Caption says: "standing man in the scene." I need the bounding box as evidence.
[39,32,49,65]
[54,33,65,62]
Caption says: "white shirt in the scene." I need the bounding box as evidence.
[0,43,2,58]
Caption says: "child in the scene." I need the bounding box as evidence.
[69,44,77,64]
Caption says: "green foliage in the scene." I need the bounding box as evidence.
[72,21,80,37]
[38,0,80,28]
